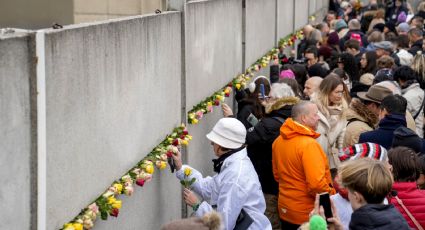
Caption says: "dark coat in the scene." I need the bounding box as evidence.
[385,5,408,24]
[408,39,423,56]
[246,97,298,195]
[339,30,368,49]
[349,204,410,230]
[236,100,258,129]
[358,114,407,149]
[270,65,280,84]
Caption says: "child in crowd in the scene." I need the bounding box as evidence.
[330,158,409,230]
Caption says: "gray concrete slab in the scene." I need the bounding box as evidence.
[0,34,33,230]
[309,0,317,17]
[294,0,309,30]
[184,0,243,110]
[42,13,183,229]
[277,0,294,40]
[245,0,276,69]
[184,0,242,176]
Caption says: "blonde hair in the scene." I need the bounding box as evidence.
[418,1,425,12]
[312,74,349,118]
[339,158,393,204]
[411,52,425,84]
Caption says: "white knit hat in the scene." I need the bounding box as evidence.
[206,118,246,149]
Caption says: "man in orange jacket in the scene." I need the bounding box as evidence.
[272,101,335,230]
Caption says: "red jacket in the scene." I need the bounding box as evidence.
[390,182,425,229]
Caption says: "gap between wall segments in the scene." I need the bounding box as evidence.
[35,30,47,230]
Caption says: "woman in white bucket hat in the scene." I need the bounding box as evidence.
[172,117,272,230]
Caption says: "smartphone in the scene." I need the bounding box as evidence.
[319,192,333,221]
[247,113,259,127]
[260,84,265,99]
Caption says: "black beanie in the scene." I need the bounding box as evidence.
[392,126,423,154]
[308,63,327,78]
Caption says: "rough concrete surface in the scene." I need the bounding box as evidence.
[0,35,32,230]
[294,0,309,30]
[309,0,317,16]
[277,0,294,40]
[245,0,276,69]
[42,13,183,229]
[184,0,243,110]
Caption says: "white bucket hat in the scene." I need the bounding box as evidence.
[206,118,246,149]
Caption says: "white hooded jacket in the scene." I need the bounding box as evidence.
[402,82,424,137]
[176,148,272,230]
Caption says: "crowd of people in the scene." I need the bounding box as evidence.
[161,1,425,229]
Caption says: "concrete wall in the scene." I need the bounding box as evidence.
[74,0,166,24]
[42,13,183,229]
[309,0,317,17]
[184,0,242,174]
[0,1,326,229]
[0,0,73,29]
[294,0,309,30]
[0,33,34,229]
[245,0,276,68]
[277,0,294,40]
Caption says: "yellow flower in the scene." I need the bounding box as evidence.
[145,164,154,174]
[186,135,193,140]
[235,83,241,90]
[156,160,167,170]
[224,88,230,94]
[113,183,123,194]
[192,118,199,124]
[63,223,74,230]
[216,95,222,101]
[72,223,83,230]
[112,200,122,209]
[262,62,267,67]
[207,101,212,106]
[188,113,195,119]
[181,139,189,146]
[184,167,192,177]
[107,196,117,205]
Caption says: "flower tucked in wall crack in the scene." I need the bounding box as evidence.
[155,160,167,170]
[63,223,83,230]
[110,208,119,217]
[141,160,155,174]
[136,178,145,187]
[123,183,134,196]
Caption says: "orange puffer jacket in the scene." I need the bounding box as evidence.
[272,118,335,225]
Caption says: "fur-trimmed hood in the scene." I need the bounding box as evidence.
[264,96,300,114]
[347,100,378,128]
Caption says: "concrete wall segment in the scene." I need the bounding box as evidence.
[42,13,183,229]
[277,0,294,40]
[184,0,243,110]
[245,0,276,69]
[0,34,34,230]
[294,0,309,30]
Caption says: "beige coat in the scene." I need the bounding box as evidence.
[316,110,347,169]
[402,83,424,137]
[344,100,379,147]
